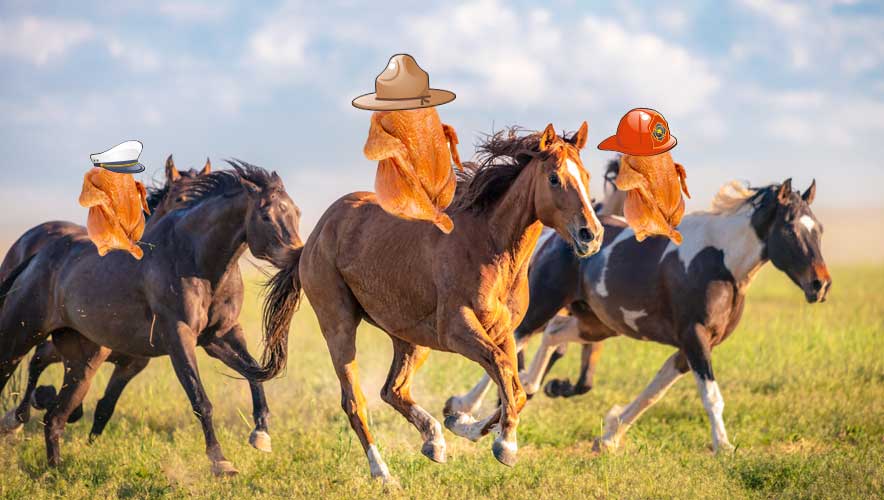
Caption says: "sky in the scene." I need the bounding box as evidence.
[0,0,882,236]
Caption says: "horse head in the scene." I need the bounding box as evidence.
[532,122,603,257]
[754,179,831,303]
[232,161,303,268]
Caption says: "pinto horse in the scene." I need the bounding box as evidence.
[0,155,210,437]
[0,161,301,475]
[452,178,831,453]
[260,123,603,483]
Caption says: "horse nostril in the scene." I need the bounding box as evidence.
[811,279,824,292]
[578,227,594,243]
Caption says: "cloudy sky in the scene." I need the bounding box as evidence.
[0,0,881,235]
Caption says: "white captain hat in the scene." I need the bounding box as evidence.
[90,140,146,174]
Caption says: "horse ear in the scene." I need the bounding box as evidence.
[777,178,793,204]
[165,155,181,182]
[201,157,212,175]
[802,179,816,205]
[242,178,261,196]
[539,123,557,151]
[570,121,589,150]
[271,171,284,187]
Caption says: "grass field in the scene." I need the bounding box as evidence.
[1,264,882,499]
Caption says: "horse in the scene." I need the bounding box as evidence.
[258,123,603,484]
[451,178,831,453]
[0,155,211,437]
[0,161,302,475]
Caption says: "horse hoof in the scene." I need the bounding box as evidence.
[492,437,518,467]
[0,409,23,435]
[444,413,482,442]
[375,474,400,490]
[33,385,57,410]
[421,439,447,463]
[443,395,465,416]
[714,441,736,455]
[592,437,618,454]
[211,460,239,477]
[249,430,272,453]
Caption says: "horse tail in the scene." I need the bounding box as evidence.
[0,253,35,312]
[250,247,303,381]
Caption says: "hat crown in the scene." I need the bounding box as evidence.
[91,140,143,164]
[615,108,670,151]
[375,54,430,100]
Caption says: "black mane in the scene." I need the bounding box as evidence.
[450,126,579,214]
[172,159,278,210]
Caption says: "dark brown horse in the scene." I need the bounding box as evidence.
[0,161,301,475]
[453,178,831,453]
[259,123,602,484]
[0,155,210,437]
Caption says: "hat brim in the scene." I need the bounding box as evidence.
[597,135,677,156]
[100,162,146,174]
[352,89,455,111]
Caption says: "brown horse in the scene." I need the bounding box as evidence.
[0,155,210,437]
[260,123,602,483]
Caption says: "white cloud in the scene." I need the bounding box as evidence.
[0,16,95,65]
[401,0,720,115]
[246,10,311,74]
[106,38,163,73]
[157,2,230,23]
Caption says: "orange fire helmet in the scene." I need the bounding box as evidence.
[598,108,677,156]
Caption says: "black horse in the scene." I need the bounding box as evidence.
[0,155,210,438]
[0,161,301,475]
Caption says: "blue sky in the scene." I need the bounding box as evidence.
[0,0,882,235]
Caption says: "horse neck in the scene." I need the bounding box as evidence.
[682,205,768,290]
[485,166,544,268]
[176,191,248,277]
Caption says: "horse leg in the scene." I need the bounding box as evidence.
[89,355,149,441]
[3,340,61,430]
[202,324,272,453]
[0,309,51,433]
[161,320,236,476]
[443,321,535,417]
[545,341,604,398]
[443,309,525,467]
[595,351,687,452]
[521,314,582,397]
[380,338,445,463]
[682,323,734,453]
[43,332,110,466]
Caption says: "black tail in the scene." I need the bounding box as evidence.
[0,254,34,311]
[249,247,303,382]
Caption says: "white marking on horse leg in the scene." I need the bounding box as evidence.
[619,307,647,332]
[693,374,734,453]
[598,353,684,450]
[445,411,491,442]
[521,316,581,395]
[366,444,392,480]
[447,374,493,415]
[799,215,815,232]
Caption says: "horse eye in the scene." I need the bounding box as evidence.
[548,173,560,186]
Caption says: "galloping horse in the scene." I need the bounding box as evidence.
[452,178,831,453]
[260,123,603,483]
[0,155,210,437]
[0,161,302,475]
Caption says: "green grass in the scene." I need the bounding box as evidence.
[1,265,882,499]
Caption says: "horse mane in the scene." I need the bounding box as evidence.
[450,126,578,214]
[145,184,170,218]
[170,159,278,210]
[708,180,778,215]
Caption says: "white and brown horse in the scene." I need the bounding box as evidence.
[450,178,831,453]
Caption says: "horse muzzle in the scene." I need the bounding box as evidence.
[569,225,603,258]
[802,276,831,303]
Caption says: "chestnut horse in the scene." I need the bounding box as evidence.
[0,155,210,436]
[0,162,301,475]
[261,123,603,483]
[453,178,831,453]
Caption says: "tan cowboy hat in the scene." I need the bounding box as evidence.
[352,54,455,111]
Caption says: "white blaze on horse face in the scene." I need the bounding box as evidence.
[619,307,647,332]
[564,159,599,227]
[799,215,816,232]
